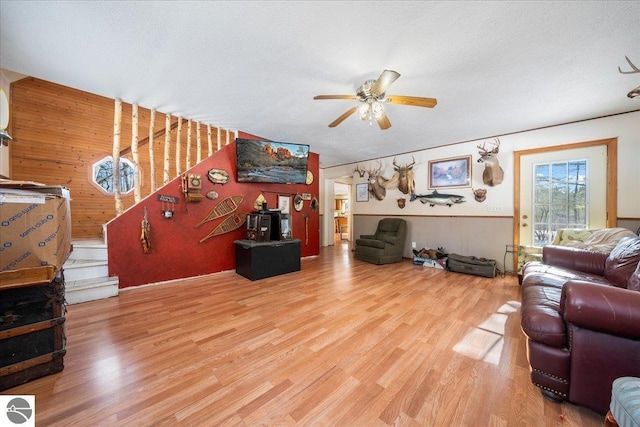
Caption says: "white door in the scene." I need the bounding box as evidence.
[519,145,607,246]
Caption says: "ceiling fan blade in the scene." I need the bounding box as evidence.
[314,95,357,100]
[385,95,437,108]
[377,114,391,130]
[371,70,401,97]
[328,106,358,128]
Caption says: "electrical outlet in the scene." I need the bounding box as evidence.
[412,241,417,248]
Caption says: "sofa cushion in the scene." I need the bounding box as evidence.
[542,245,607,276]
[628,262,640,292]
[521,283,566,348]
[522,262,610,290]
[355,238,385,249]
[604,236,640,288]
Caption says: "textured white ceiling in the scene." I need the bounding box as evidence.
[1,1,639,168]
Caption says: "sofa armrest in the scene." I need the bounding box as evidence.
[543,245,607,276]
[560,280,640,340]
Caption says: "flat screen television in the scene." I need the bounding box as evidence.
[236,138,310,184]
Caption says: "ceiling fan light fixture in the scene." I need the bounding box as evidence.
[358,101,384,124]
[371,101,384,119]
[314,69,436,129]
[357,103,370,120]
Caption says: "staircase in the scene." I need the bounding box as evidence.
[63,238,119,304]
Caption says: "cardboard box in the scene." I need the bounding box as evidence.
[413,256,427,265]
[422,258,446,270]
[414,256,446,269]
[0,182,71,273]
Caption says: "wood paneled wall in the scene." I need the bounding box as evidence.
[10,78,231,238]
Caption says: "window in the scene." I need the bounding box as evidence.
[92,156,135,194]
[532,159,588,246]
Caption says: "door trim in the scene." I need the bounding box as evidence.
[513,138,617,247]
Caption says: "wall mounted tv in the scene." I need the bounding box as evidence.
[236,138,310,184]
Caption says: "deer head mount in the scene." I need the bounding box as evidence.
[354,164,367,178]
[619,56,640,99]
[472,188,487,203]
[477,138,504,187]
[392,156,416,195]
[366,160,389,201]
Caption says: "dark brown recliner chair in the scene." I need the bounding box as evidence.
[520,235,640,414]
[354,218,407,265]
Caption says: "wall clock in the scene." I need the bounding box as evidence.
[306,170,314,185]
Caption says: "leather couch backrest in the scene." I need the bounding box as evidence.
[604,236,640,289]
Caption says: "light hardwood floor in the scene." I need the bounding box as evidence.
[5,242,604,426]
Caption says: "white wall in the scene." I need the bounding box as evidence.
[324,111,639,218]
[320,111,640,258]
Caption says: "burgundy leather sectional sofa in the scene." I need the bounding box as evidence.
[520,235,640,414]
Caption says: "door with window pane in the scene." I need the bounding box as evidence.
[532,160,588,246]
[519,145,607,247]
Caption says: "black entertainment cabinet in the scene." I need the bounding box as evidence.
[234,239,301,280]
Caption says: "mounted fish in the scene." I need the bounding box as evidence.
[410,190,465,207]
[207,168,229,185]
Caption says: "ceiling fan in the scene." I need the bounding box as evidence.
[314,70,437,130]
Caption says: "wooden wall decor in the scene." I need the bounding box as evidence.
[9,78,231,239]
[131,103,141,203]
[186,119,192,170]
[196,120,202,164]
[149,108,157,193]
[163,113,171,185]
[113,98,123,215]
[175,116,182,176]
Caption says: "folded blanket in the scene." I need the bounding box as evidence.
[560,227,637,253]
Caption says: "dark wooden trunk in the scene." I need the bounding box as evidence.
[0,266,66,391]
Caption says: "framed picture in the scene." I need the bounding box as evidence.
[428,155,472,189]
[356,183,369,202]
[278,195,290,214]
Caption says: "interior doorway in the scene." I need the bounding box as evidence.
[334,181,350,244]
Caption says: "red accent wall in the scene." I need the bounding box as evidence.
[107,135,320,288]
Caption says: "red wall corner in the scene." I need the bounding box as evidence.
[107,141,320,288]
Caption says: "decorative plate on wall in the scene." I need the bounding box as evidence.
[306,170,314,185]
[294,193,303,211]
